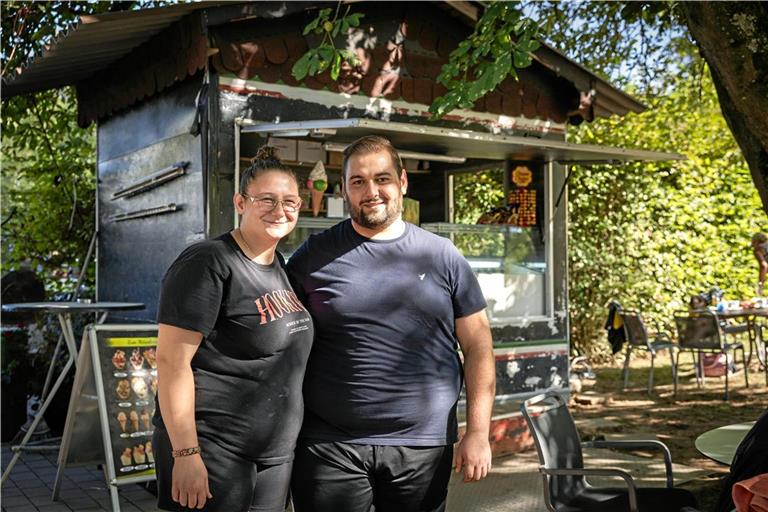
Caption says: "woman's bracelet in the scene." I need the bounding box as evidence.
[172,446,201,458]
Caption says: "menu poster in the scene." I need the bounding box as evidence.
[93,328,158,482]
[506,162,544,229]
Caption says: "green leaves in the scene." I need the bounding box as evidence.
[429,1,541,119]
[567,69,765,358]
[292,6,364,82]
[2,88,96,293]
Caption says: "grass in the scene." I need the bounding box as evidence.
[570,349,767,511]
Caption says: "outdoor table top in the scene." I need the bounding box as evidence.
[1,301,144,313]
[714,307,768,318]
[694,421,755,465]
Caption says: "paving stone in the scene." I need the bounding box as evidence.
[4,506,42,512]
[16,478,47,489]
[33,467,59,477]
[36,504,75,512]
[84,484,109,493]
[24,485,56,497]
[21,454,47,462]
[120,488,155,498]
[10,470,40,481]
[61,497,101,509]
[57,489,87,500]
[67,472,100,483]
[30,492,61,506]
[116,504,143,512]
[1,494,34,507]
[26,460,55,469]
[129,499,161,512]
[2,486,25,497]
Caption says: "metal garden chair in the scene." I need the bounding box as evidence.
[673,310,749,401]
[521,391,699,511]
[619,310,677,393]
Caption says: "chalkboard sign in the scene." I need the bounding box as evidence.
[55,324,158,512]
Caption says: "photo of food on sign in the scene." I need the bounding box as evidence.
[131,377,149,399]
[133,444,146,464]
[120,447,132,466]
[130,348,144,370]
[112,350,126,370]
[140,409,151,430]
[117,411,128,432]
[143,348,157,369]
[116,379,131,400]
[129,410,139,431]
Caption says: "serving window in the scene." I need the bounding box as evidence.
[423,161,551,325]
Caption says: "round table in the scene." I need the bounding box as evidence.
[0,301,144,483]
[694,421,755,465]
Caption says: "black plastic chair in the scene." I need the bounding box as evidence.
[619,310,677,393]
[673,310,749,401]
[520,391,698,512]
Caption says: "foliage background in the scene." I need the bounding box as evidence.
[567,72,766,357]
[2,89,96,295]
[1,2,148,296]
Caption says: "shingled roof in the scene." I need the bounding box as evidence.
[2,1,646,128]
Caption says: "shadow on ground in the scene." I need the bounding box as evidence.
[570,352,767,511]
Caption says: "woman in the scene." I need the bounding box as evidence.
[153,147,314,511]
[752,232,768,296]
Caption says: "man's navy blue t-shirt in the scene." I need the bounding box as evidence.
[287,220,487,446]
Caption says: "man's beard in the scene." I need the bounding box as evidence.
[347,194,402,229]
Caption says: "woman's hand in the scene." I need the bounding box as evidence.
[172,454,213,509]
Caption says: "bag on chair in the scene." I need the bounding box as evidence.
[702,353,728,377]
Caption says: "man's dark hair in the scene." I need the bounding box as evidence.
[342,135,403,180]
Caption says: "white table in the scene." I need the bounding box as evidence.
[694,421,755,465]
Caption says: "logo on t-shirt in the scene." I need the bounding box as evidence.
[254,289,308,325]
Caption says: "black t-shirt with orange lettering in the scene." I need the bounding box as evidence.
[153,233,313,464]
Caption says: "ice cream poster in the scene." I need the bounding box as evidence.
[507,165,537,227]
[100,335,158,480]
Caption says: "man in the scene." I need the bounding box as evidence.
[287,135,495,512]
[752,232,768,296]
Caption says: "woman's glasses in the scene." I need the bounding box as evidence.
[241,194,302,213]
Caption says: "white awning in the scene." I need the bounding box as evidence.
[239,118,684,164]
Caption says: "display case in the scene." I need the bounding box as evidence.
[421,223,548,323]
[278,217,344,257]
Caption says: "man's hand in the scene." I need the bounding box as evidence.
[172,454,213,509]
[453,430,492,482]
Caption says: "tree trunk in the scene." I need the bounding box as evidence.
[682,2,768,216]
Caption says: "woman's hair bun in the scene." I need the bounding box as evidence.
[240,145,295,192]
[252,145,281,164]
